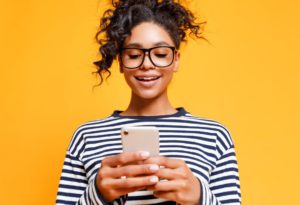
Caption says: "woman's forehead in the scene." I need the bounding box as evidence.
[123,22,175,47]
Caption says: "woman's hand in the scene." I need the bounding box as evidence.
[145,156,201,205]
[96,151,160,202]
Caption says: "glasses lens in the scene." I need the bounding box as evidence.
[121,48,144,69]
[150,47,174,67]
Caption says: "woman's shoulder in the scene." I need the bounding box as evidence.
[72,114,114,132]
[182,110,235,149]
[182,110,229,129]
[66,114,118,155]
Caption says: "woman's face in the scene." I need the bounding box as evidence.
[120,22,180,100]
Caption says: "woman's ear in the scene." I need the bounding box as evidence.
[119,65,124,73]
[173,51,180,72]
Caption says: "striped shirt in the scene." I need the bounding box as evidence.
[56,108,241,205]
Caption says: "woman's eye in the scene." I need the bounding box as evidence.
[128,54,141,59]
[154,53,168,58]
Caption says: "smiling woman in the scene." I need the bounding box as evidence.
[120,22,179,105]
[55,0,241,205]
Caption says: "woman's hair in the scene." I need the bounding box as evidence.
[93,0,205,85]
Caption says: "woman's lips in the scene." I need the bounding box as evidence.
[135,76,160,81]
[134,76,161,87]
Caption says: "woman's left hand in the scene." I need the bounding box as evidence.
[144,156,201,205]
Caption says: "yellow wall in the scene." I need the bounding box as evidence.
[1,0,299,204]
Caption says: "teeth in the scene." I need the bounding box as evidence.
[136,76,159,81]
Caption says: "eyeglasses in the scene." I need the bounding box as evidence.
[120,46,176,69]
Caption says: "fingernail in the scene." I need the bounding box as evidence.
[139,151,150,158]
[149,164,159,171]
[150,176,158,183]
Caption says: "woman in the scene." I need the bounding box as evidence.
[56,0,241,204]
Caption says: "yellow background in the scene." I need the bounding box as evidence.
[1,0,299,204]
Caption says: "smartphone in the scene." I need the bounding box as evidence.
[121,126,160,156]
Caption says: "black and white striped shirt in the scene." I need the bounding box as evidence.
[56,108,241,205]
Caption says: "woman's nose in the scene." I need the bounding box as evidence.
[140,53,155,70]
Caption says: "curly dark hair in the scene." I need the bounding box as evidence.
[93,0,205,85]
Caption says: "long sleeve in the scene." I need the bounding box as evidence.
[200,146,241,205]
[55,151,127,205]
[55,109,241,204]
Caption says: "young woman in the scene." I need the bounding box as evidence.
[56,0,241,205]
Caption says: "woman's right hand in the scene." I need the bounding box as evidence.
[96,151,160,202]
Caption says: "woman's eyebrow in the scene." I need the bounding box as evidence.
[154,41,171,46]
[124,41,171,48]
[124,43,142,48]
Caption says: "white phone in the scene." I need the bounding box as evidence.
[121,126,160,156]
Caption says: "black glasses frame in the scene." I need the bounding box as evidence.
[119,46,176,69]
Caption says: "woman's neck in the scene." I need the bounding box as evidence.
[121,92,177,116]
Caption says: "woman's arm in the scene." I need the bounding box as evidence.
[55,151,160,205]
[55,151,112,205]
[201,145,241,205]
[145,146,241,205]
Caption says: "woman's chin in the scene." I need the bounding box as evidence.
[132,89,165,101]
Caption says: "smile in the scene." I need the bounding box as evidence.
[135,76,161,81]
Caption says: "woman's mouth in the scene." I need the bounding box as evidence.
[134,75,161,87]
[135,76,160,81]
